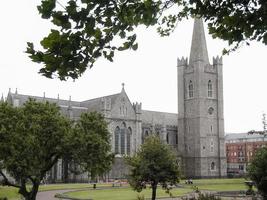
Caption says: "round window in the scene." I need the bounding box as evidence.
[208,107,214,115]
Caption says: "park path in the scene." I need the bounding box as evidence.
[36,189,185,200]
[36,189,76,200]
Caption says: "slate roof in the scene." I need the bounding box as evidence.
[7,92,88,118]
[8,93,81,107]
[7,91,178,126]
[81,93,120,112]
[225,133,266,141]
[141,110,177,126]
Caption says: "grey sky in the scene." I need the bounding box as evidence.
[0,1,266,133]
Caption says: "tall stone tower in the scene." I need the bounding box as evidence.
[177,18,227,178]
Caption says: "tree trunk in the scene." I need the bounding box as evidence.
[151,183,157,200]
[19,182,40,200]
[29,182,39,200]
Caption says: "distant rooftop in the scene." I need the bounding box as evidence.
[225,132,267,143]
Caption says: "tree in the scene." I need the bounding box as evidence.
[0,99,70,200]
[125,135,180,200]
[26,0,267,80]
[0,100,113,200]
[66,112,114,180]
[248,147,267,200]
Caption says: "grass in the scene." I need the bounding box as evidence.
[181,178,249,191]
[0,183,94,200]
[181,178,252,192]
[65,187,193,200]
[0,187,20,200]
[0,178,251,200]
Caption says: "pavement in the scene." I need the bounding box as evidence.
[36,189,76,200]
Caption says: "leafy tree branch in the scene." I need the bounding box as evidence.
[27,0,266,80]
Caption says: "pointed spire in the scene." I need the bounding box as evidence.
[1,93,4,102]
[189,18,209,65]
[15,88,18,95]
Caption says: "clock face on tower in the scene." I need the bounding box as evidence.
[208,107,214,115]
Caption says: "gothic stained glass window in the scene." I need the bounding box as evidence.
[189,80,194,98]
[208,80,212,97]
[121,123,126,154]
[127,127,132,155]
[115,127,120,154]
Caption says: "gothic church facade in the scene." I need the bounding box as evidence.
[6,18,226,181]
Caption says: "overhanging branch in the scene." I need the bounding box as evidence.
[0,169,20,188]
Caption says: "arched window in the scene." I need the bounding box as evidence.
[208,80,212,97]
[115,127,120,154]
[189,80,194,98]
[142,130,149,144]
[121,122,126,155]
[145,130,149,137]
[166,132,169,144]
[211,162,215,170]
[127,127,132,155]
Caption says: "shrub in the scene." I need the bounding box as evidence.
[182,193,221,200]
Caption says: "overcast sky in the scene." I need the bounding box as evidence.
[0,1,266,133]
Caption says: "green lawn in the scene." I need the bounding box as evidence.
[0,187,20,200]
[65,187,193,200]
[0,178,251,200]
[39,183,110,191]
[182,178,246,185]
[0,183,93,200]
[181,178,248,191]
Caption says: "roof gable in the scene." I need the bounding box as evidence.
[110,89,136,120]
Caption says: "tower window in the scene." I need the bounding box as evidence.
[208,80,212,97]
[188,80,194,98]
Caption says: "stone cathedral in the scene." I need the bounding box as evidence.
[5,18,226,182]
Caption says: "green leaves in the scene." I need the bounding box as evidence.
[68,112,113,176]
[248,147,267,198]
[37,0,56,19]
[27,0,163,80]
[126,135,180,200]
[29,0,267,80]
[0,100,113,199]
[0,99,70,198]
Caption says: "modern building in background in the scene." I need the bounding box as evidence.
[225,133,267,176]
[3,18,227,182]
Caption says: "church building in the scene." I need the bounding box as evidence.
[5,18,227,181]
